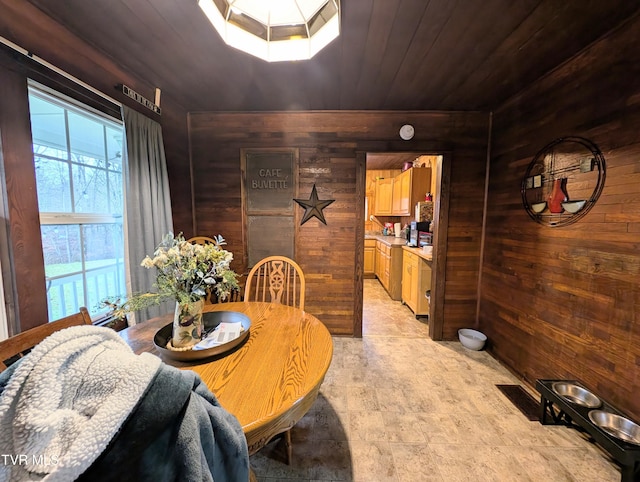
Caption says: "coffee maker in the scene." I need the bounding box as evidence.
[407,221,430,247]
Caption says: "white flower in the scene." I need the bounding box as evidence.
[104,233,239,315]
[141,256,154,268]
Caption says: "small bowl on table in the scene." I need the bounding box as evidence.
[458,328,487,351]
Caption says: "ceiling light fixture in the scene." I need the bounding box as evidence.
[198,0,340,62]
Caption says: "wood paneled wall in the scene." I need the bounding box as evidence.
[485,14,640,419]
[188,111,489,336]
[1,2,489,338]
[0,3,192,330]
[0,56,47,331]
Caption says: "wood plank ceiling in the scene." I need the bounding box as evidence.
[17,0,640,115]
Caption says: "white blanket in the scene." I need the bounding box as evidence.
[0,325,161,482]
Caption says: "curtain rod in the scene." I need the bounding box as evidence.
[0,35,121,108]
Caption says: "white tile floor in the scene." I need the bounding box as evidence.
[250,279,621,481]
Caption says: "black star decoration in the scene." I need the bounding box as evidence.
[294,184,335,225]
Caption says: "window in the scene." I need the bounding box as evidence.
[28,84,125,321]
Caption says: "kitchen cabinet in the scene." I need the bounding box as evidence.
[392,171,411,214]
[366,169,401,229]
[391,167,432,216]
[402,248,432,317]
[402,250,416,308]
[374,178,393,215]
[364,239,376,277]
[375,240,402,300]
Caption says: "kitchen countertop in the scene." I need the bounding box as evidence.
[402,245,433,262]
[365,234,433,260]
[364,234,408,247]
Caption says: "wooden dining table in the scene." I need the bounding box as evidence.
[119,301,333,479]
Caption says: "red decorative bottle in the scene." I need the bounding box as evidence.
[547,178,568,213]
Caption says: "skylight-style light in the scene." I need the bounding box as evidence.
[198,0,340,62]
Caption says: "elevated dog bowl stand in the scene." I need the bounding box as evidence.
[536,379,640,482]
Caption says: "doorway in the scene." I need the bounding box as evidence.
[355,151,451,340]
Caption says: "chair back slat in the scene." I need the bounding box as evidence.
[244,256,305,311]
[0,307,93,371]
[261,264,268,302]
[291,264,297,307]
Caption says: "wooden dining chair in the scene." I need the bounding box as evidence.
[244,256,305,311]
[187,235,219,246]
[243,255,305,464]
[208,287,243,304]
[187,236,242,304]
[0,307,93,371]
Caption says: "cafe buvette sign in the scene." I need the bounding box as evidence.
[243,149,297,266]
[244,150,294,214]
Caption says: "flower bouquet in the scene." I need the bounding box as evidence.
[103,232,239,349]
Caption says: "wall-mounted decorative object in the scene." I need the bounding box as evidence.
[116,84,161,115]
[521,137,606,227]
[242,148,297,266]
[294,184,335,225]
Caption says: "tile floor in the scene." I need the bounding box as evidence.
[250,279,620,481]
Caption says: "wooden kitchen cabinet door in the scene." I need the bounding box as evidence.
[364,239,376,276]
[402,250,414,307]
[392,169,412,215]
[374,178,393,215]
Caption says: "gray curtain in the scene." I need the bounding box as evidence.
[122,105,173,323]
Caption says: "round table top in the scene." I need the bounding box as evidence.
[119,302,333,452]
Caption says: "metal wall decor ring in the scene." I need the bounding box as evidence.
[521,136,606,227]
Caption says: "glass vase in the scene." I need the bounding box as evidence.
[171,298,204,349]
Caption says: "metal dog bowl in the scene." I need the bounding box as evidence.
[551,382,601,408]
[589,410,640,445]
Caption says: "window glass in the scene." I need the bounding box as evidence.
[72,163,109,213]
[29,95,68,155]
[106,125,123,170]
[109,171,123,213]
[34,157,72,212]
[68,111,107,161]
[29,85,125,321]
[83,224,125,315]
[41,225,82,278]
